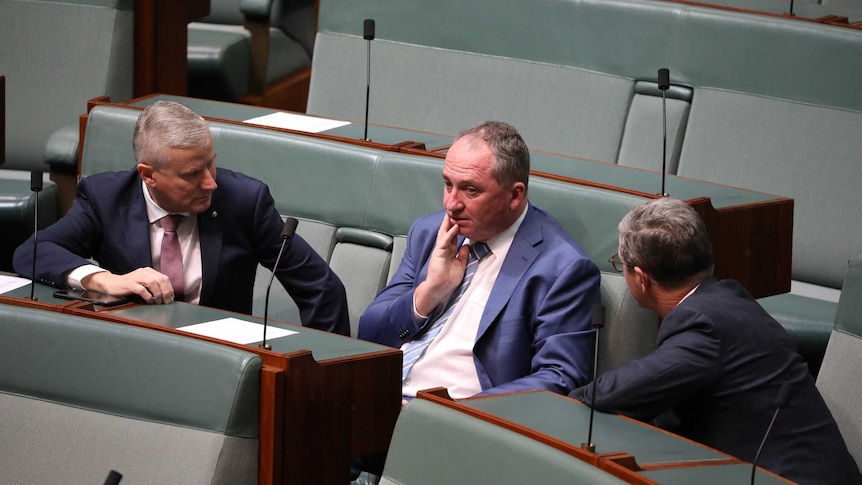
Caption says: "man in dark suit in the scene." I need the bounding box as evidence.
[13,101,349,335]
[359,121,601,400]
[569,197,860,485]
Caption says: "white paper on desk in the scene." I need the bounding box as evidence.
[244,112,350,133]
[178,317,297,345]
[0,275,32,294]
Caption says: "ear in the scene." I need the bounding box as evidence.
[633,266,651,294]
[137,163,155,186]
[509,181,526,210]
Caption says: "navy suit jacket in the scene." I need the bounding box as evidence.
[358,205,601,395]
[570,277,860,485]
[13,168,349,335]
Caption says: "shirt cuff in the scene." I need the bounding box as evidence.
[67,265,108,290]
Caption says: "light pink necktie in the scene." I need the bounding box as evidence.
[159,214,185,301]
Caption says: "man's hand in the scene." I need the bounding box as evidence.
[413,216,471,316]
[82,267,176,304]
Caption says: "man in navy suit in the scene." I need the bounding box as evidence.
[359,121,601,400]
[569,197,860,485]
[13,101,348,335]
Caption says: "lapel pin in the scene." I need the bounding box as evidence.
[211,211,218,218]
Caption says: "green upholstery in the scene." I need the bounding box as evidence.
[379,398,628,485]
[309,0,862,370]
[188,0,315,101]
[0,174,57,271]
[0,0,133,172]
[0,302,260,484]
[80,104,657,380]
[816,253,862,467]
[0,0,134,270]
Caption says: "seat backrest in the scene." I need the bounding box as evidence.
[380,398,628,485]
[0,302,260,484]
[598,272,659,374]
[816,253,862,466]
[0,0,133,171]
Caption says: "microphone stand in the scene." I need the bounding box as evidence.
[658,68,670,197]
[751,384,794,485]
[259,217,299,350]
[581,304,606,453]
[363,19,376,141]
[29,170,42,301]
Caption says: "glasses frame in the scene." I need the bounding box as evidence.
[608,253,626,273]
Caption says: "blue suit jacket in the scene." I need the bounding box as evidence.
[571,277,860,485]
[358,205,601,395]
[13,168,349,335]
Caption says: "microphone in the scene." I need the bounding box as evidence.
[259,217,299,350]
[657,68,670,198]
[362,18,376,141]
[103,470,123,485]
[581,304,606,453]
[29,170,43,300]
[750,384,794,485]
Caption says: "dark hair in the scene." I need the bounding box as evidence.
[618,197,713,288]
[456,121,530,189]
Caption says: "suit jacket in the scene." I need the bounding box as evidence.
[13,168,349,335]
[358,205,601,395]
[570,277,860,485]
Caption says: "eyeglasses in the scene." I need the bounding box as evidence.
[608,253,626,273]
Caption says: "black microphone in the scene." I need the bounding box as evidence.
[750,384,794,485]
[29,170,43,300]
[103,470,123,485]
[259,217,299,350]
[657,68,670,198]
[581,304,606,453]
[363,18,376,142]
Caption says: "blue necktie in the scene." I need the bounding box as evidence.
[402,242,491,382]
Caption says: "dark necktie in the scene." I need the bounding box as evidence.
[401,242,491,382]
[159,214,185,301]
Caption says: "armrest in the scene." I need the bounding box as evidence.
[44,124,80,173]
[241,0,273,20]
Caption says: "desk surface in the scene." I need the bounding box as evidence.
[452,390,794,484]
[130,94,455,150]
[108,301,392,362]
[461,391,727,467]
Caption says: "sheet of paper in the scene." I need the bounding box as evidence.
[178,317,297,345]
[0,275,32,294]
[244,112,350,133]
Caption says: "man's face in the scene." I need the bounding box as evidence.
[138,142,218,214]
[442,136,524,242]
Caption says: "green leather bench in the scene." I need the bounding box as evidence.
[79,103,658,372]
[0,302,261,484]
[816,252,862,467]
[307,0,862,373]
[0,0,134,270]
[379,397,628,485]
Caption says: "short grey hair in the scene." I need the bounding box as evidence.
[618,197,713,288]
[133,101,212,170]
[456,121,530,190]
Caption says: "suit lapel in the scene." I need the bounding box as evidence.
[122,184,154,269]
[196,199,224,304]
[476,207,542,339]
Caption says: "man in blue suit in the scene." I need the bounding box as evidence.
[570,197,860,485]
[359,121,601,399]
[13,101,349,335]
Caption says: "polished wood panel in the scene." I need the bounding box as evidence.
[134,0,210,97]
